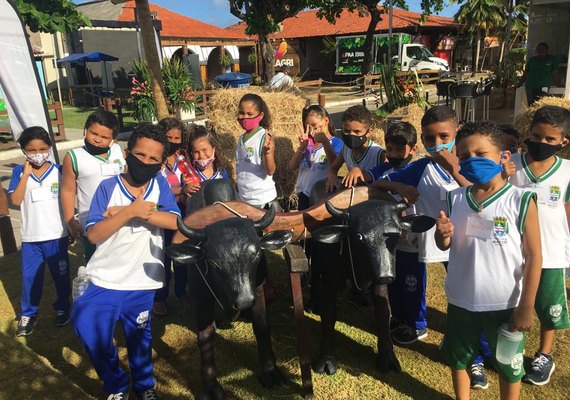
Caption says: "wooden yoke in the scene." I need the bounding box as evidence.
[172,185,395,244]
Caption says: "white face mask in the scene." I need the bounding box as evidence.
[193,148,216,170]
[26,152,50,167]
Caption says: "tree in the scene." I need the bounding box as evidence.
[13,0,91,33]
[229,1,308,83]
[313,1,445,76]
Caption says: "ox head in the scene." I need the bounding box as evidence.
[166,205,292,310]
[312,200,435,285]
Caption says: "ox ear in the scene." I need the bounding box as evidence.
[165,244,205,264]
[399,214,436,233]
[311,224,349,244]
[260,230,293,250]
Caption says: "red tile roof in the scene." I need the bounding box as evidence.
[226,7,455,39]
[117,1,245,40]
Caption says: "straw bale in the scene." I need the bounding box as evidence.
[514,96,570,137]
[207,87,308,202]
[375,103,426,151]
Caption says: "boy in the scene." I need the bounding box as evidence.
[326,105,385,191]
[71,123,180,400]
[436,121,542,400]
[501,124,522,154]
[61,110,124,263]
[509,106,570,386]
[372,106,470,343]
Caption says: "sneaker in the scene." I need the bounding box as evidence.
[55,309,70,326]
[390,318,403,333]
[107,393,128,400]
[17,315,37,336]
[470,362,489,390]
[136,388,158,400]
[523,352,555,386]
[152,301,168,316]
[392,325,428,345]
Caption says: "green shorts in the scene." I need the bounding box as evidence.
[535,268,570,330]
[441,304,526,383]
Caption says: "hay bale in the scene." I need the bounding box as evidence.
[375,103,426,151]
[514,96,570,137]
[207,87,307,201]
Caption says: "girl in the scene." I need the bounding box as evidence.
[9,126,71,336]
[288,105,343,210]
[153,117,190,316]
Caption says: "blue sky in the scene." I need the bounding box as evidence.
[74,1,460,28]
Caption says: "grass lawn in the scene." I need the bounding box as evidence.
[0,243,569,399]
[56,106,138,130]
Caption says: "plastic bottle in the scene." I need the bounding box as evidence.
[176,153,201,185]
[72,266,90,300]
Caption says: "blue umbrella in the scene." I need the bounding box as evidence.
[57,52,119,64]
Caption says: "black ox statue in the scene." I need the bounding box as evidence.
[310,197,435,376]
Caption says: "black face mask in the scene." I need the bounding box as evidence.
[524,139,562,161]
[342,134,367,149]
[125,153,162,185]
[168,142,181,156]
[84,139,110,155]
[387,154,413,168]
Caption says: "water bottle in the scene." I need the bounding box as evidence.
[495,323,524,364]
[72,266,90,300]
[176,153,201,185]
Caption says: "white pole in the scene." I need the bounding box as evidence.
[388,0,393,69]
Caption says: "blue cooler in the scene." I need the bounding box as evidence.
[214,72,252,88]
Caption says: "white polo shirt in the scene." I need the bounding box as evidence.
[342,140,385,170]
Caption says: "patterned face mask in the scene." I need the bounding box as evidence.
[26,152,50,167]
[193,149,216,170]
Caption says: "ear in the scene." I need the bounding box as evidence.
[311,224,349,244]
[399,214,436,233]
[165,243,205,264]
[259,230,293,250]
[411,144,418,156]
[561,137,569,147]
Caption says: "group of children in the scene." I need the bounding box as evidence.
[7,91,570,399]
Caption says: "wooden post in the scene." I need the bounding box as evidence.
[318,93,325,107]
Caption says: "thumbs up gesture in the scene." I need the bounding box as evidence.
[129,189,155,220]
[436,210,454,238]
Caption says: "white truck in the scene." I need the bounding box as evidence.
[336,33,449,75]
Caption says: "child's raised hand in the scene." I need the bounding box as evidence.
[502,160,516,178]
[313,131,328,145]
[129,189,155,220]
[431,149,459,174]
[23,161,33,177]
[263,133,275,155]
[297,125,309,152]
[436,210,454,238]
[342,166,365,188]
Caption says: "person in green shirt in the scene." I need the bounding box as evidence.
[520,42,562,105]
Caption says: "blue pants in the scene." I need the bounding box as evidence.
[388,251,427,330]
[71,284,155,394]
[20,237,71,317]
[155,229,187,301]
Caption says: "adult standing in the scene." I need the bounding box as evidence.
[520,42,562,105]
[270,66,294,90]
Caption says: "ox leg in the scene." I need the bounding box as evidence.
[251,283,286,388]
[373,283,401,373]
[197,324,225,400]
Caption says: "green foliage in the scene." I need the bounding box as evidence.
[495,47,526,88]
[247,52,258,65]
[131,60,156,122]
[229,1,309,35]
[13,0,91,33]
[219,52,233,67]
[375,64,429,117]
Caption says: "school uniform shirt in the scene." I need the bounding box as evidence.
[68,143,125,231]
[510,153,570,268]
[445,183,535,311]
[342,140,385,171]
[85,174,181,291]
[160,159,183,189]
[296,137,343,197]
[196,167,229,182]
[236,127,277,205]
[9,163,67,242]
[385,158,459,263]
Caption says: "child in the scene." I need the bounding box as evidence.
[153,117,190,316]
[288,105,342,210]
[71,123,180,399]
[501,124,522,154]
[9,126,71,336]
[326,105,385,191]
[509,106,570,386]
[61,110,124,263]
[435,121,542,400]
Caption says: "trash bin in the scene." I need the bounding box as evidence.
[214,72,252,88]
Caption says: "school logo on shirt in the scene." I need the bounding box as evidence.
[245,146,254,162]
[511,352,523,376]
[492,217,508,245]
[550,304,563,323]
[136,310,150,329]
[548,186,561,208]
[50,183,59,197]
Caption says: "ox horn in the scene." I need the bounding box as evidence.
[392,202,408,212]
[326,200,350,220]
[177,216,206,242]
[253,204,276,231]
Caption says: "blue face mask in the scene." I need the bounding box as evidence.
[459,155,503,185]
[425,139,456,156]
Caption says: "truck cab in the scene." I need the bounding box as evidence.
[398,44,449,72]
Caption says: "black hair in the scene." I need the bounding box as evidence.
[421,105,458,127]
[530,106,570,139]
[341,105,373,130]
[239,93,272,129]
[499,124,521,147]
[84,109,119,138]
[302,104,335,135]
[537,42,549,50]
[18,126,51,148]
[385,121,417,147]
[185,124,224,171]
[457,121,505,150]
[158,117,185,136]
[127,123,169,160]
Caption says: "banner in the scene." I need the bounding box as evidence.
[0,0,58,161]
